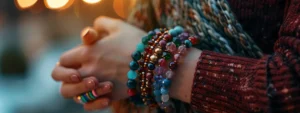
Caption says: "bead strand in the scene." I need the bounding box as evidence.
[140,29,168,106]
[127,31,156,105]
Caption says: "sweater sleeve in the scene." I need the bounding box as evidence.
[190,0,300,113]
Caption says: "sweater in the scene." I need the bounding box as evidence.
[191,0,300,113]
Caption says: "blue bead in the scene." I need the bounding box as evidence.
[154,75,162,81]
[155,95,162,102]
[184,40,192,48]
[172,37,181,47]
[127,80,137,88]
[81,95,89,103]
[162,79,171,88]
[131,51,141,61]
[174,26,184,34]
[136,43,145,52]
[148,31,155,36]
[154,28,161,33]
[142,36,150,44]
[129,61,139,70]
[154,90,161,96]
[160,87,169,95]
[153,82,161,89]
[169,29,177,37]
[147,63,155,70]
[127,70,137,79]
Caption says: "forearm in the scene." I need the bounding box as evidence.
[169,48,202,103]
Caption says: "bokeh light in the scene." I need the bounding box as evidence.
[15,0,38,9]
[113,0,137,19]
[44,0,74,10]
[83,0,101,4]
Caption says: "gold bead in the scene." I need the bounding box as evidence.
[155,48,162,54]
[150,55,158,62]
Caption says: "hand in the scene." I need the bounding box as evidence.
[53,16,146,101]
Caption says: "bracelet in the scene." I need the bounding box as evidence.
[127,30,156,105]
[127,26,199,112]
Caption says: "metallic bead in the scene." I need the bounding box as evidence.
[150,55,158,62]
[155,48,162,54]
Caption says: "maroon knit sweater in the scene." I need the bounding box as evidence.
[191,0,300,113]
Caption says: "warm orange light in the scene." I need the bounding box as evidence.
[44,0,73,10]
[113,0,137,19]
[15,0,38,9]
[82,0,101,4]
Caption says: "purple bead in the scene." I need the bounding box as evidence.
[182,32,189,38]
[166,42,177,53]
[173,53,180,61]
[155,67,166,75]
[159,40,167,48]
[166,70,174,79]
[178,45,187,54]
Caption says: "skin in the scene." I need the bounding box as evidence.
[51,16,202,111]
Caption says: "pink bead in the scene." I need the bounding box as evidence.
[146,73,153,79]
[166,42,177,53]
[178,45,186,54]
[174,54,180,61]
[159,58,166,66]
[166,70,174,79]
[159,40,167,48]
[155,66,166,75]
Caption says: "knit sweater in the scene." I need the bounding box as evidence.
[191,0,300,113]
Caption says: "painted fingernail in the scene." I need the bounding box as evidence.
[103,84,111,90]
[70,75,80,82]
[86,80,96,89]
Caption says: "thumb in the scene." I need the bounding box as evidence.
[81,27,99,45]
[93,16,122,34]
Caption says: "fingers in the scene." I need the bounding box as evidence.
[59,46,86,68]
[60,77,98,98]
[81,27,100,45]
[61,79,113,98]
[52,65,80,83]
[93,16,122,34]
[84,98,110,111]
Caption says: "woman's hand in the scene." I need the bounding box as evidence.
[52,16,146,104]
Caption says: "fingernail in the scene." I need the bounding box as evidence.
[103,84,111,90]
[70,75,80,82]
[86,80,96,89]
[82,28,91,38]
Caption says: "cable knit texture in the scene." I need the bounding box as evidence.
[191,0,300,113]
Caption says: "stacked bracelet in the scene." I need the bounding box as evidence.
[127,26,199,111]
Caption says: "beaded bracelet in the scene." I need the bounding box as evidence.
[127,26,198,111]
[140,29,169,106]
[127,31,156,105]
[153,26,199,110]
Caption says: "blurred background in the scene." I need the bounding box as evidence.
[0,0,136,113]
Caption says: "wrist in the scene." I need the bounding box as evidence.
[169,48,202,103]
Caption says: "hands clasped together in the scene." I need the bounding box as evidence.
[51,16,147,111]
